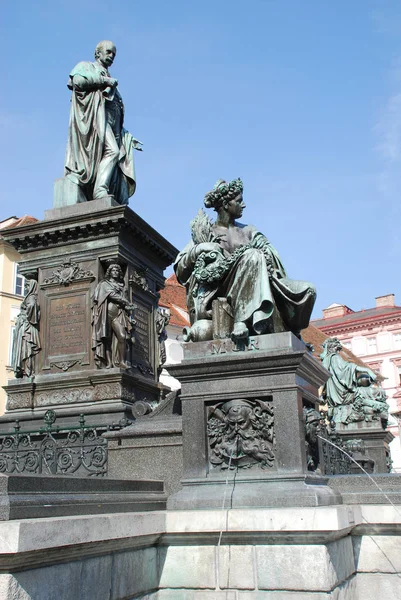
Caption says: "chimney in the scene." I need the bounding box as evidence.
[322,304,352,319]
[375,294,395,308]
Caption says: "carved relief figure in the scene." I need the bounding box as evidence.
[175,178,316,342]
[12,280,41,378]
[43,259,94,286]
[156,309,170,374]
[65,40,142,204]
[207,398,275,469]
[320,337,389,426]
[303,407,321,471]
[92,264,136,369]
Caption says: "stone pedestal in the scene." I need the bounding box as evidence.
[335,421,394,474]
[1,198,177,430]
[166,332,342,509]
[328,473,401,504]
[105,390,183,496]
[53,176,87,207]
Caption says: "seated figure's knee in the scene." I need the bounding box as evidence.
[241,247,265,265]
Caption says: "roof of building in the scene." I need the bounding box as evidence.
[159,275,378,374]
[159,274,190,328]
[301,324,381,374]
[0,215,39,231]
[312,305,401,329]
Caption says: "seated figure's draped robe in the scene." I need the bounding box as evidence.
[65,61,136,204]
[174,222,316,335]
[321,348,388,424]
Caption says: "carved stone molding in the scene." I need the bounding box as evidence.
[92,383,137,403]
[129,268,150,292]
[207,398,275,471]
[93,383,121,401]
[50,360,80,372]
[1,209,177,268]
[121,388,136,403]
[6,392,33,411]
[42,260,95,286]
[35,387,94,407]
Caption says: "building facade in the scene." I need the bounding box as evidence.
[158,274,189,391]
[312,294,401,472]
[0,216,38,415]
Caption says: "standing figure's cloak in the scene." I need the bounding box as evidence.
[92,278,132,365]
[65,61,136,203]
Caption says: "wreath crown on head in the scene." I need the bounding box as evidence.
[204,178,243,211]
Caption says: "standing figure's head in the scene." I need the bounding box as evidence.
[204,178,245,219]
[320,337,342,360]
[105,264,123,281]
[94,40,116,68]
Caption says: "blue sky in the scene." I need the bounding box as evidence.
[2,1,401,317]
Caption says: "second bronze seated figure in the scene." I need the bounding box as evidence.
[174,178,316,342]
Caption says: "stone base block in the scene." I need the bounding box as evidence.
[167,333,341,510]
[355,573,401,598]
[0,547,159,600]
[105,415,183,496]
[0,473,166,520]
[53,176,87,208]
[353,535,401,573]
[0,505,399,599]
[45,194,119,219]
[132,588,357,599]
[255,537,354,591]
[335,422,393,474]
[168,475,342,510]
[328,474,401,504]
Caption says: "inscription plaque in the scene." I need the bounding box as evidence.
[48,294,88,358]
[132,300,150,365]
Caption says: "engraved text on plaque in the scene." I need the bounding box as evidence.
[48,294,88,357]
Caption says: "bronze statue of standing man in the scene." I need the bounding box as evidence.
[62,41,142,205]
[92,265,136,369]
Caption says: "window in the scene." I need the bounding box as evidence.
[394,333,401,349]
[342,341,352,351]
[398,366,401,386]
[14,264,25,297]
[367,337,377,355]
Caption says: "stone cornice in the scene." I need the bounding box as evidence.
[1,205,178,267]
[318,313,401,335]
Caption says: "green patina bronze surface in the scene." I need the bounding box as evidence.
[61,40,142,206]
[320,337,389,427]
[175,178,316,342]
